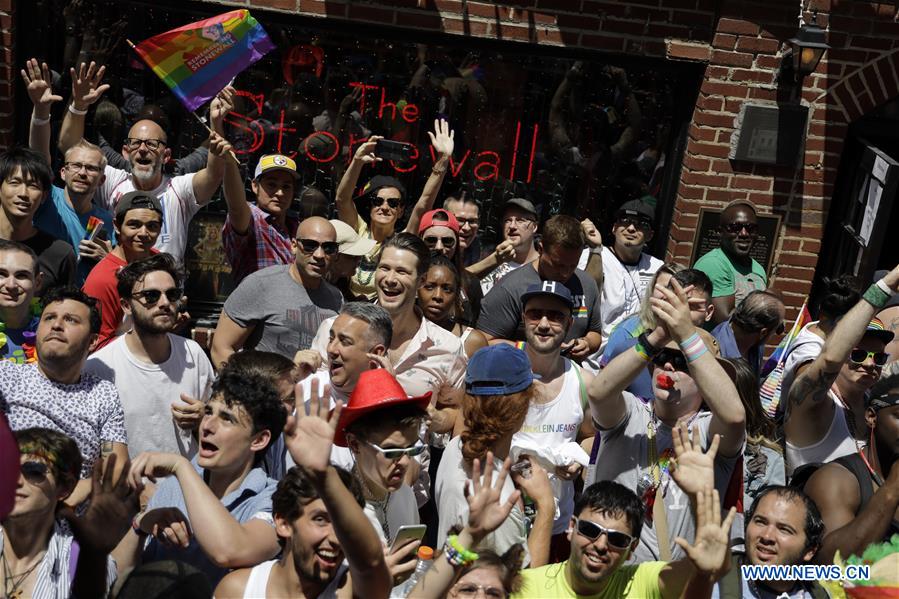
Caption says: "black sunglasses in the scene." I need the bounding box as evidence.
[423,235,456,248]
[652,348,689,372]
[372,196,401,209]
[848,349,889,367]
[21,460,50,481]
[132,287,183,305]
[723,222,758,235]
[575,518,634,549]
[617,216,652,231]
[298,239,339,255]
[524,308,568,324]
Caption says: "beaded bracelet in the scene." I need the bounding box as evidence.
[863,283,890,309]
[679,332,708,363]
[445,535,479,567]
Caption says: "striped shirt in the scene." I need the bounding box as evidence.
[0,522,117,598]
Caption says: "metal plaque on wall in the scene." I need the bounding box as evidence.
[690,208,782,274]
[730,103,809,166]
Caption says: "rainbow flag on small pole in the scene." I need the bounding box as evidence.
[129,9,274,112]
[759,299,813,417]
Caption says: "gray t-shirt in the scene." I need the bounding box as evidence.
[476,263,602,343]
[224,264,343,357]
[590,392,738,563]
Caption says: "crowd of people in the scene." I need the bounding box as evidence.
[0,55,898,599]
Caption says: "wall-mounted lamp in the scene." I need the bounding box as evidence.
[780,11,830,81]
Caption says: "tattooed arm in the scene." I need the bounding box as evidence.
[785,264,899,444]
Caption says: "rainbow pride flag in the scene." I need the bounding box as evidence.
[131,10,274,112]
[83,216,103,241]
[759,299,813,417]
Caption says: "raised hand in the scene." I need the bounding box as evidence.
[210,86,235,133]
[427,118,455,159]
[649,278,696,343]
[208,132,232,157]
[465,453,521,542]
[670,425,718,498]
[366,352,396,376]
[21,59,63,109]
[171,393,204,431]
[353,136,383,165]
[60,454,139,552]
[69,61,110,110]
[293,349,323,380]
[127,451,187,489]
[283,380,342,476]
[581,218,602,248]
[674,485,736,579]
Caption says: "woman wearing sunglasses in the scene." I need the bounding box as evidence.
[335,368,431,585]
[418,255,489,359]
[419,208,484,325]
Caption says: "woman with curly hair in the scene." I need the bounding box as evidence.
[434,345,555,568]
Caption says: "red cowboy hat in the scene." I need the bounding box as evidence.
[334,369,432,447]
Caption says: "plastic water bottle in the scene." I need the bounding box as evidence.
[391,545,434,598]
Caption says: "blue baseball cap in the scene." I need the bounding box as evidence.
[465,345,539,396]
[521,281,575,311]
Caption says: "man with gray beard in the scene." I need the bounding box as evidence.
[85,253,214,458]
[57,61,230,261]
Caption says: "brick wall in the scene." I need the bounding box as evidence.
[7,0,899,324]
[0,0,14,149]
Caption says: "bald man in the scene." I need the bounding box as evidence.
[211,217,344,368]
[58,63,231,261]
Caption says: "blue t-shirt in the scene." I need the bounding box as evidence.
[712,320,762,374]
[35,186,116,283]
[601,314,655,399]
[142,460,277,585]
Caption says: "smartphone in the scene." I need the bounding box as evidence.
[376,139,415,163]
[389,524,427,553]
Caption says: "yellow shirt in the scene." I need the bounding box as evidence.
[512,560,667,599]
[348,215,383,301]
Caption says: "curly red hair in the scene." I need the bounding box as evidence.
[460,387,534,465]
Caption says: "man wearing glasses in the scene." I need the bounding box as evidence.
[33,140,115,284]
[479,198,540,295]
[84,253,214,458]
[83,190,164,349]
[694,199,768,325]
[57,62,230,262]
[211,216,343,368]
[784,263,899,476]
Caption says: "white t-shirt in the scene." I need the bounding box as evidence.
[435,437,530,563]
[780,321,825,406]
[579,247,663,339]
[98,165,201,261]
[511,361,584,534]
[363,484,420,545]
[84,334,214,458]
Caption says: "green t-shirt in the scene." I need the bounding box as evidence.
[512,560,667,599]
[694,247,767,304]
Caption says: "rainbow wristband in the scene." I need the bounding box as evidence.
[679,332,708,362]
[633,341,651,362]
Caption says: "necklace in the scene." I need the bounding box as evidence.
[2,550,43,599]
[354,465,392,540]
[857,446,886,487]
